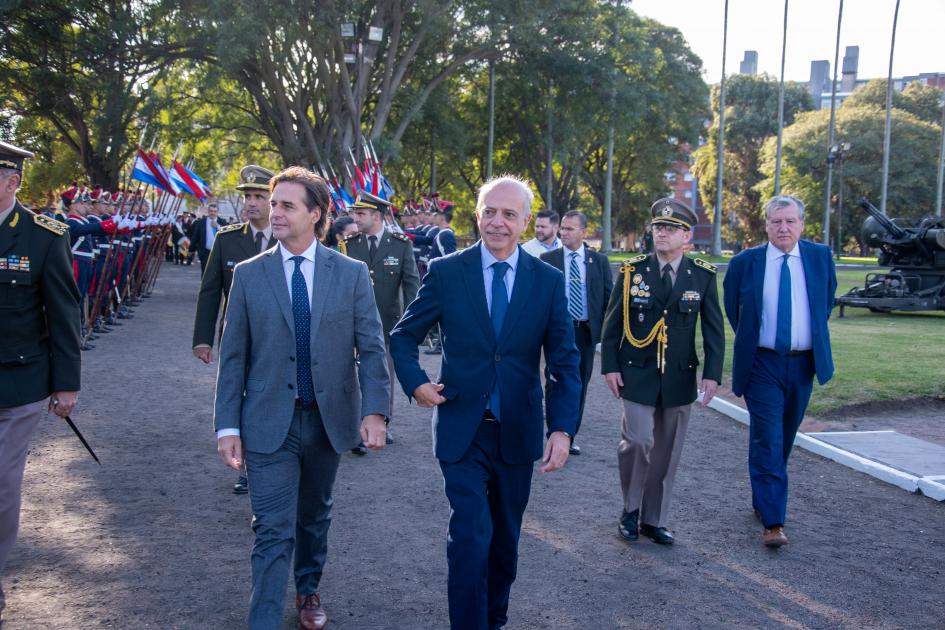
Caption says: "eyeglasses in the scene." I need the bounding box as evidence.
[652,224,683,234]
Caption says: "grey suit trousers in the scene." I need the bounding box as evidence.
[0,398,46,613]
[245,406,340,630]
[617,400,691,528]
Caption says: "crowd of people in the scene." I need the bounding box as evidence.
[1,138,837,630]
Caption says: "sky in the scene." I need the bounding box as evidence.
[630,0,945,83]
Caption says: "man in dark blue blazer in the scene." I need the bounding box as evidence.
[390,176,581,630]
[723,195,837,548]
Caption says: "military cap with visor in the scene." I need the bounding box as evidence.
[235,164,275,191]
[0,140,33,172]
[650,197,697,231]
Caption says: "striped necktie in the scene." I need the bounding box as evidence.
[568,251,584,321]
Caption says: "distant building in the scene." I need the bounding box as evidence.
[739,51,758,76]
[665,143,712,248]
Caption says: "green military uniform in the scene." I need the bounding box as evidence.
[192,165,273,349]
[343,229,420,337]
[601,197,724,540]
[0,202,82,406]
[0,142,82,618]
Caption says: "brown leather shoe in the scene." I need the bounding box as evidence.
[763,526,788,548]
[296,593,328,630]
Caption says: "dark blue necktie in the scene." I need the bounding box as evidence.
[291,256,315,404]
[775,253,792,355]
[489,261,510,419]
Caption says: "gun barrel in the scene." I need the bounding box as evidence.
[858,198,907,239]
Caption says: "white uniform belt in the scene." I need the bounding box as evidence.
[73,251,93,259]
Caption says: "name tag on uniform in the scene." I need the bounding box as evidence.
[383,256,399,266]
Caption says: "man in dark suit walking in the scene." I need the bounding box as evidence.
[723,195,837,548]
[214,167,389,629]
[390,175,581,630]
[540,210,613,455]
[601,198,724,546]
[188,201,225,274]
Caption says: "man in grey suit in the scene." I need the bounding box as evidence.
[214,167,390,630]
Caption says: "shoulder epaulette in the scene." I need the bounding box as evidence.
[620,254,647,271]
[344,232,361,242]
[218,223,244,235]
[692,257,717,273]
[33,213,68,236]
[391,232,410,242]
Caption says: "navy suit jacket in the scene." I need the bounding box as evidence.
[540,243,614,344]
[390,243,582,465]
[723,239,837,397]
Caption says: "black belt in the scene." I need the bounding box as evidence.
[573,320,589,327]
[482,410,497,422]
[758,347,812,357]
[295,399,318,410]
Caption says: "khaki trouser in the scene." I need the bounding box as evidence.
[0,398,47,613]
[618,399,691,528]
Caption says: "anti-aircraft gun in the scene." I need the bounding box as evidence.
[836,198,945,315]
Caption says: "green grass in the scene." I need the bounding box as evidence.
[607,251,879,266]
[706,267,945,415]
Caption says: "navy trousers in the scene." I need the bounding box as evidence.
[743,349,814,528]
[439,420,534,630]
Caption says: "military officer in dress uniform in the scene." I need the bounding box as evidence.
[192,164,273,494]
[0,142,82,625]
[601,198,724,546]
[344,191,420,454]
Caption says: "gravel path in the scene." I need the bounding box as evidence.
[5,263,943,629]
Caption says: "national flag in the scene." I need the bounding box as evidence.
[184,165,212,198]
[171,161,204,199]
[131,148,173,193]
[149,153,181,195]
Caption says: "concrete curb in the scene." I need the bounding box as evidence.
[706,396,944,502]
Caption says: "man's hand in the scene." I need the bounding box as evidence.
[413,382,446,408]
[604,372,623,398]
[193,345,214,364]
[49,391,78,418]
[217,435,243,471]
[700,379,720,406]
[540,431,571,473]
[360,414,387,450]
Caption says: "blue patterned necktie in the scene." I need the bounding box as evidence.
[489,261,510,419]
[291,256,315,404]
[568,251,584,321]
[775,253,792,355]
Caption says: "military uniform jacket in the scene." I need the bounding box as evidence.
[600,254,724,408]
[0,202,82,407]
[192,222,262,347]
[344,230,420,336]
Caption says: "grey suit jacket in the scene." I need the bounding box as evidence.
[213,241,390,454]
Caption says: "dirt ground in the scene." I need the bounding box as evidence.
[5,263,944,629]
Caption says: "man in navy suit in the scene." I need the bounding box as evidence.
[540,210,613,455]
[723,195,837,548]
[390,176,581,630]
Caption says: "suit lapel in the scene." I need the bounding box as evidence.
[498,247,534,347]
[264,246,295,334]
[752,246,767,314]
[309,242,332,334]
[367,231,390,269]
[583,244,599,304]
[798,240,820,321]
[462,243,495,344]
[238,223,257,259]
[664,256,691,308]
[0,204,24,257]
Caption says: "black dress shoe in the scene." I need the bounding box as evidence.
[351,443,368,456]
[233,476,248,494]
[618,510,639,541]
[569,443,581,456]
[640,524,675,545]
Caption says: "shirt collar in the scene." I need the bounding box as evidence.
[279,239,318,265]
[536,237,560,250]
[481,242,520,273]
[655,253,682,274]
[766,241,800,260]
[367,225,386,240]
[250,223,272,241]
[564,243,585,261]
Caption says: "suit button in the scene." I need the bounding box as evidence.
[289,356,295,362]
[663,309,668,315]
[288,384,294,390]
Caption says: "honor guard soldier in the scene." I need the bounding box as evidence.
[344,191,420,453]
[192,165,273,495]
[601,197,724,546]
[0,142,82,625]
[65,189,116,345]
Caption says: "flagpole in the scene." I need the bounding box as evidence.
[880,0,901,215]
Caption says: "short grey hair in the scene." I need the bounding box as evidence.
[764,195,805,221]
[476,175,534,214]
[562,210,587,228]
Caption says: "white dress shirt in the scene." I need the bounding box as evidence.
[563,245,588,321]
[521,237,561,258]
[759,242,812,351]
[216,238,319,440]
[204,218,218,251]
[481,244,519,313]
